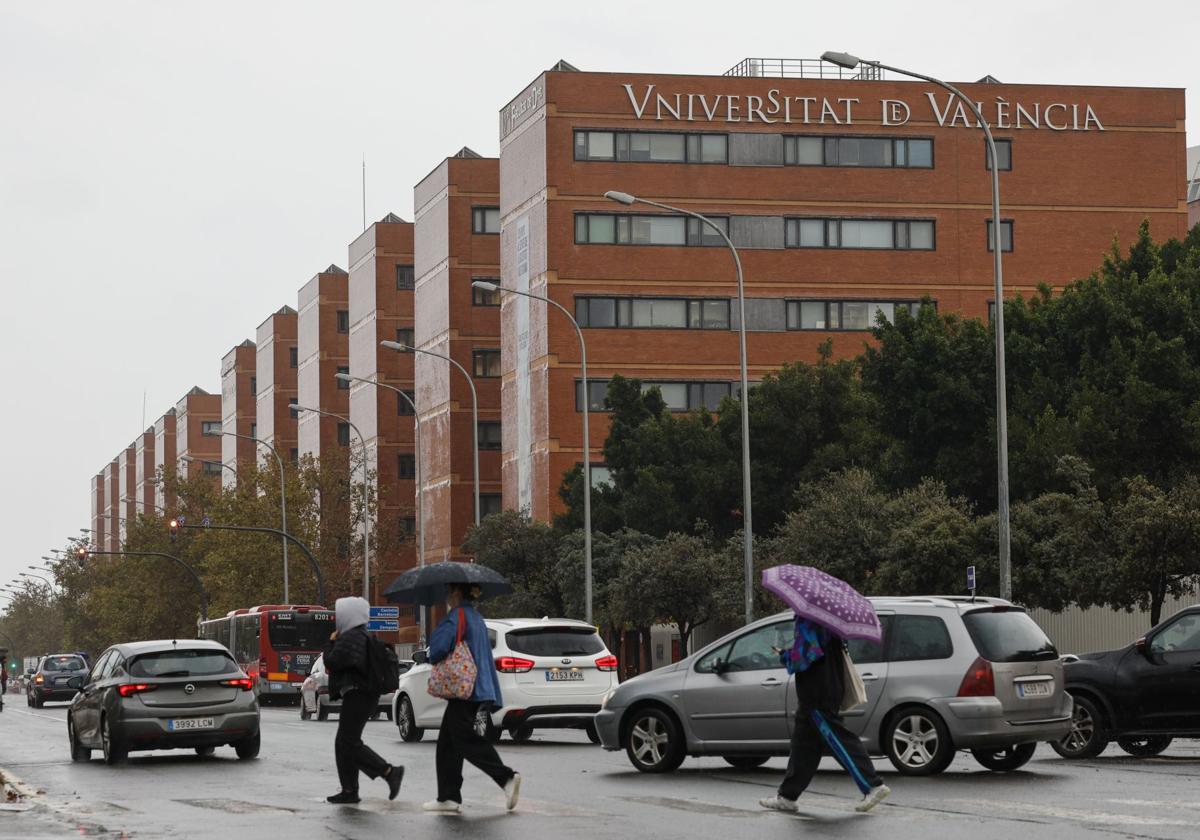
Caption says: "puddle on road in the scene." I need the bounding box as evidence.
[175,799,298,815]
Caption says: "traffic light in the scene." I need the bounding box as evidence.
[76,546,88,560]
[168,518,179,542]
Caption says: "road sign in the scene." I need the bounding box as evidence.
[367,619,399,633]
[967,565,977,592]
[369,606,399,620]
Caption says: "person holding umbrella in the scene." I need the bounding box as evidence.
[758,565,891,815]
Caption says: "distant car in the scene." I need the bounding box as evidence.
[594,597,1073,774]
[67,639,261,765]
[1051,605,1200,759]
[27,654,90,708]
[298,652,407,722]
[394,617,618,743]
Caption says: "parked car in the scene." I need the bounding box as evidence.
[27,654,90,707]
[595,597,1073,775]
[393,617,618,743]
[1050,605,1200,760]
[298,653,407,722]
[66,639,261,764]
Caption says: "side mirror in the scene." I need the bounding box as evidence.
[412,650,428,665]
[712,658,729,675]
[66,676,84,690]
[1134,637,1149,656]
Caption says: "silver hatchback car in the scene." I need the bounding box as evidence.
[595,597,1072,775]
[67,639,261,765]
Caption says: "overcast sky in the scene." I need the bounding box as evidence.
[1,1,1196,606]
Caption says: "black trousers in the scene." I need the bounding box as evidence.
[780,706,883,800]
[436,699,515,804]
[334,689,390,793]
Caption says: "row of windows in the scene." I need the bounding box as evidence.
[787,300,926,331]
[784,135,933,169]
[577,379,737,413]
[575,296,731,330]
[574,130,728,164]
[574,213,727,247]
[784,217,934,250]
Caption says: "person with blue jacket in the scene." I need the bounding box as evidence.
[423,582,520,814]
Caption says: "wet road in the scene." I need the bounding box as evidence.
[2,698,1199,839]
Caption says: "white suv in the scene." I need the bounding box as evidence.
[392,617,618,743]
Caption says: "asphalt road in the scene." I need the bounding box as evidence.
[2,697,1199,840]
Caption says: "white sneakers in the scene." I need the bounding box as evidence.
[855,784,891,813]
[422,774,520,815]
[504,773,522,811]
[759,795,799,813]
[422,800,461,814]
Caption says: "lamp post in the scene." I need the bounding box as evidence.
[820,51,1012,601]
[472,280,595,625]
[381,340,480,527]
[222,430,291,603]
[601,191,755,626]
[292,403,372,601]
[18,573,54,590]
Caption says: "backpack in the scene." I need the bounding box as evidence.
[366,634,401,694]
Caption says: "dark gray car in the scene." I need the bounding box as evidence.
[28,654,89,707]
[67,639,260,765]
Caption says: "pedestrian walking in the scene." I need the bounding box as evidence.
[423,582,520,814]
[323,596,404,805]
[759,616,891,814]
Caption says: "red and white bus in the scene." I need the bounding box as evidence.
[199,604,334,703]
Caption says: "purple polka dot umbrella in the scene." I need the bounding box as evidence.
[761,565,881,642]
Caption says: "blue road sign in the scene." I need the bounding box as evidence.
[967,566,977,592]
[369,606,399,620]
[367,619,399,633]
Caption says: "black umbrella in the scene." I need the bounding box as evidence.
[383,561,513,606]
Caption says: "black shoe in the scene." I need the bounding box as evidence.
[327,791,361,805]
[386,765,405,801]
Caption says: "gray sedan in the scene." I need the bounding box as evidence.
[67,639,261,765]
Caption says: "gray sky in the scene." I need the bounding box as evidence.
[1,0,1196,605]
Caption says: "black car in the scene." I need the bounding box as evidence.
[1052,605,1200,758]
[28,654,90,708]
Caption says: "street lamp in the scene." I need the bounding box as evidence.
[820,51,1012,600]
[18,572,53,589]
[472,280,596,626]
[292,403,373,600]
[222,430,291,603]
[602,191,755,626]
[381,340,480,527]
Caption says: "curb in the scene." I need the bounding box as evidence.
[0,765,40,801]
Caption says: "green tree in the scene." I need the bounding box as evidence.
[461,511,565,618]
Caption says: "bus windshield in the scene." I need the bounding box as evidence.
[267,611,335,650]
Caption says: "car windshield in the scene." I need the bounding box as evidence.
[963,609,1058,662]
[43,655,86,672]
[504,628,605,657]
[267,611,335,650]
[128,649,239,678]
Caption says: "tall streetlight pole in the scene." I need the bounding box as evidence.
[18,573,54,590]
[472,280,595,625]
[820,51,1012,600]
[292,403,372,601]
[222,430,290,603]
[381,340,480,527]
[601,192,755,626]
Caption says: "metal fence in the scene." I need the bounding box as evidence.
[1028,596,1192,655]
[723,58,883,80]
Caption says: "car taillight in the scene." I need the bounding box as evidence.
[117,683,157,698]
[957,656,995,697]
[595,655,619,672]
[34,674,44,685]
[221,678,254,691]
[495,656,535,674]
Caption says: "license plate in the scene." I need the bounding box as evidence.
[544,671,584,682]
[1017,681,1052,697]
[168,717,215,731]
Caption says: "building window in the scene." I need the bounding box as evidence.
[685,216,729,246]
[784,135,933,168]
[575,296,730,330]
[201,460,223,476]
[398,454,416,480]
[985,139,1013,171]
[288,397,298,409]
[288,448,298,463]
[249,376,257,396]
[289,347,298,368]
[400,516,416,537]
[472,349,502,378]
[786,300,929,331]
[472,207,500,234]
[576,380,733,413]
[395,328,414,348]
[588,464,613,489]
[396,264,415,290]
[250,423,257,439]
[784,217,935,250]
[986,219,1015,252]
[577,213,720,246]
[574,130,728,164]
[477,421,502,450]
[336,422,350,446]
[397,390,415,416]
[336,365,350,389]
[336,309,349,333]
[472,280,501,306]
[201,421,221,437]
[480,493,503,518]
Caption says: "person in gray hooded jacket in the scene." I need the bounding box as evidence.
[323,596,404,804]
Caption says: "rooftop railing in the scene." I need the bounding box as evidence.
[724,58,883,80]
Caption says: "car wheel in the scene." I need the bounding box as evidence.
[585,722,601,745]
[971,743,1037,771]
[624,707,685,774]
[234,732,261,760]
[317,702,330,722]
[396,696,424,743]
[1050,696,1107,759]
[1117,736,1172,758]
[883,707,954,776]
[101,715,127,765]
[68,716,91,763]
[509,726,532,743]
[723,756,770,770]
[195,746,216,758]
